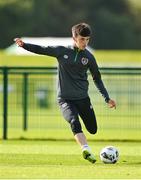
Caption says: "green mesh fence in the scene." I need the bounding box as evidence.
[0,67,141,140]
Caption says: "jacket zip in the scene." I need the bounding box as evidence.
[74,49,80,62]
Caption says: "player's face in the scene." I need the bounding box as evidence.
[73,35,90,50]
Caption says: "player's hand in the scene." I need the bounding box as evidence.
[108,99,116,109]
[14,38,24,47]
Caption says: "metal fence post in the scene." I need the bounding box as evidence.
[3,67,8,140]
[23,73,28,131]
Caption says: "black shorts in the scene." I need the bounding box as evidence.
[58,97,97,135]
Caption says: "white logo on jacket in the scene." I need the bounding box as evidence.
[63,55,68,59]
[81,57,88,65]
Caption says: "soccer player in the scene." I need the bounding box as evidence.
[14,23,116,164]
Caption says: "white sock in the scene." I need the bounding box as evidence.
[82,144,91,152]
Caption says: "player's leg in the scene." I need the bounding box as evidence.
[58,99,82,134]
[58,99,96,163]
[58,99,88,146]
[76,97,97,134]
[74,132,96,163]
[75,97,97,163]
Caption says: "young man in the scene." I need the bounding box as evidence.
[14,23,116,164]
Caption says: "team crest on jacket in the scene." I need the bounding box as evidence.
[81,57,89,65]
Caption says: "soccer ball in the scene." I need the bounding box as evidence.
[100,146,119,164]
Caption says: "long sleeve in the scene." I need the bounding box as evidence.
[23,43,64,57]
[89,56,110,103]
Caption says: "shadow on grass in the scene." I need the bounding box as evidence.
[2,137,141,142]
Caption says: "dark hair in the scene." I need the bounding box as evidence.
[72,23,92,37]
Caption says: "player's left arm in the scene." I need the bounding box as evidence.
[107,99,116,109]
[89,55,116,109]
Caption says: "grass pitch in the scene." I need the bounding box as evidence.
[0,140,141,179]
[1,50,141,67]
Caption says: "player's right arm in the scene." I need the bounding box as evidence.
[14,38,24,47]
[14,38,62,57]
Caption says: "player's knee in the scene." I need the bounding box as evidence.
[87,127,97,134]
[70,119,82,134]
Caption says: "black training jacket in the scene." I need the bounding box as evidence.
[23,43,110,102]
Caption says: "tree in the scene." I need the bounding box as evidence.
[0,0,141,49]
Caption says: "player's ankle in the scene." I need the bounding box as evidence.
[82,144,91,152]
